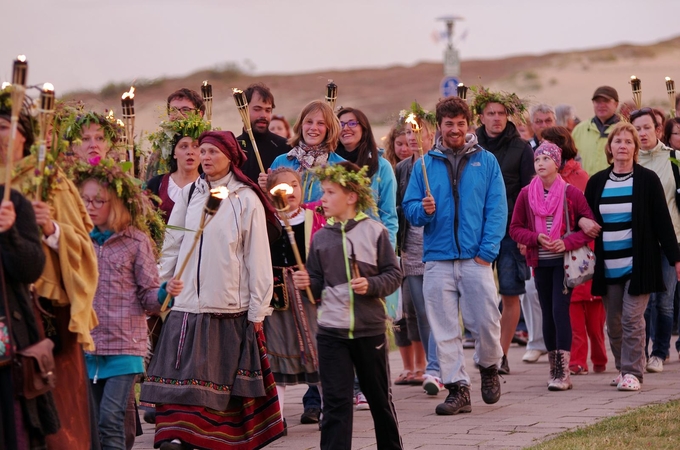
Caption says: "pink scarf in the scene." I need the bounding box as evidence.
[528,175,566,241]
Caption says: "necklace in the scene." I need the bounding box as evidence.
[277,206,303,221]
[609,171,633,182]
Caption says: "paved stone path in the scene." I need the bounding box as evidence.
[133,342,680,449]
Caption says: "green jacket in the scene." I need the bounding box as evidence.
[572,118,618,176]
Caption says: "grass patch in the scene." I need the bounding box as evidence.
[529,400,680,450]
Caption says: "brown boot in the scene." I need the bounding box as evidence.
[548,350,573,391]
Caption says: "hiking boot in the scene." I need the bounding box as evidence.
[498,354,510,375]
[435,382,472,415]
[300,407,321,424]
[548,350,573,391]
[479,364,501,404]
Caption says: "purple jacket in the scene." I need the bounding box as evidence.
[510,184,595,268]
[89,226,161,356]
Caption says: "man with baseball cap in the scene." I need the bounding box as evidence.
[572,86,620,175]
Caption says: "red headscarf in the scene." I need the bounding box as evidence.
[198,131,280,240]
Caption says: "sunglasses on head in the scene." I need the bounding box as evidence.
[629,107,653,120]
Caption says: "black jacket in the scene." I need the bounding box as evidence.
[585,164,680,296]
[236,130,291,183]
[0,188,59,445]
[477,122,535,226]
[395,156,416,254]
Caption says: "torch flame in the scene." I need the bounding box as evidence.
[17,55,26,62]
[122,86,135,100]
[232,88,243,95]
[210,186,229,199]
[42,82,54,92]
[106,110,115,120]
[666,77,672,82]
[405,113,420,131]
[631,75,637,80]
[1,82,10,90]
[270,183,294,196]
[203,80,208,86]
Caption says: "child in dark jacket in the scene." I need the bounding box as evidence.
[293,162,403,450]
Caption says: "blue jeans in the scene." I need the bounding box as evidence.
[405,275,440,376]
[423,259,502,386]
[644,252,676,360]
[91,374,137,450]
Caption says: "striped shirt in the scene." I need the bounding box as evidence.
[600,176,633,281]
[538,190,563,260]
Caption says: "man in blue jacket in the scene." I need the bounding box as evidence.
[403,96,507,415]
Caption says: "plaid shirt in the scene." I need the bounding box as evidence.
[88,226,161,356]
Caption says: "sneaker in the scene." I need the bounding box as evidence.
[610,372,623,386]
[422,374,444,395]
[355,392,369,411]
[646,355,664,373]
[479,364,501,404]
[498,355,510,375]
[569,365,589,375]
[617,373,640,391]
[522,349,547,363]
[300,407,321,424]
[435,383,472,415]
[593,364,606,373]
[463,338,475,349]
[512,330,528,346]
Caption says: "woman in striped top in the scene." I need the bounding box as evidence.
[510,142,595,391]
[585,122,680,392]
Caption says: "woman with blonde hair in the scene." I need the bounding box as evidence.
[265,100,343,202]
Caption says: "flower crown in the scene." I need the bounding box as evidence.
[147,112,211,173]
[61,106,125,146]
[314,164,376,214]
[398,101,436,128]
[72,158,165,254]
[470,86,527,120]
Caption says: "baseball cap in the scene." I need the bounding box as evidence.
[592,86,619,102]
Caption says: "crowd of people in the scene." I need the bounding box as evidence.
[1,75,680,450]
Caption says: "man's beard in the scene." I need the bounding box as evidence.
[252,119,269,134]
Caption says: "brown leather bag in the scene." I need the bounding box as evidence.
[0,252,56,399]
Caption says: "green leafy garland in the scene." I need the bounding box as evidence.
[470,86,527,121]
[314,164,376,215]
[147,112,211,175]
[72,158,165,254]
[61,106,124,147]
[398,101,436,127]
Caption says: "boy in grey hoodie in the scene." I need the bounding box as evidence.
[293,161,403,450]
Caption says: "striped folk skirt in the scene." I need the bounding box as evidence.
[140,311,284,449]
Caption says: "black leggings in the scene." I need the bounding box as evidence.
[534,260,573,352]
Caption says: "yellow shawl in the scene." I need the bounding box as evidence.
[1,156,99,350]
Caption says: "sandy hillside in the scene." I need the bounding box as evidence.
[66,35,680,144]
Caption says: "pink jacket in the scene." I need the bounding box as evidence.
[89,226,161,356]
[510,184,595,268]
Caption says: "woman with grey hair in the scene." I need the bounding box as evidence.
[555,105,578,132]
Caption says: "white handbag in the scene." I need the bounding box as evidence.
[562,186,595,293]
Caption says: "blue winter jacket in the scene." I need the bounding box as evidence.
[371,151,398,249]
[402,136,507,263]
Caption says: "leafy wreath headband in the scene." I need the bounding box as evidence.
[147,112,211,173]
[470,86,528,123]
[314,164,376,215]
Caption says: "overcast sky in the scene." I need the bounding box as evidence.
[2,0,677,94]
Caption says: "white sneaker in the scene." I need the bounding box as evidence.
[355,392,369,410]
[522,349,547,363]
[422,374,444,396]
[646,355,664,373]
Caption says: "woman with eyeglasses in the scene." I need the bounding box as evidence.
[266,101,344,202]
[335,107,398,247]
[584,122,680,392]
[630,108,680,375]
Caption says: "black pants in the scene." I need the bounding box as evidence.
[318,333,402,450]
[534,259,573,351]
